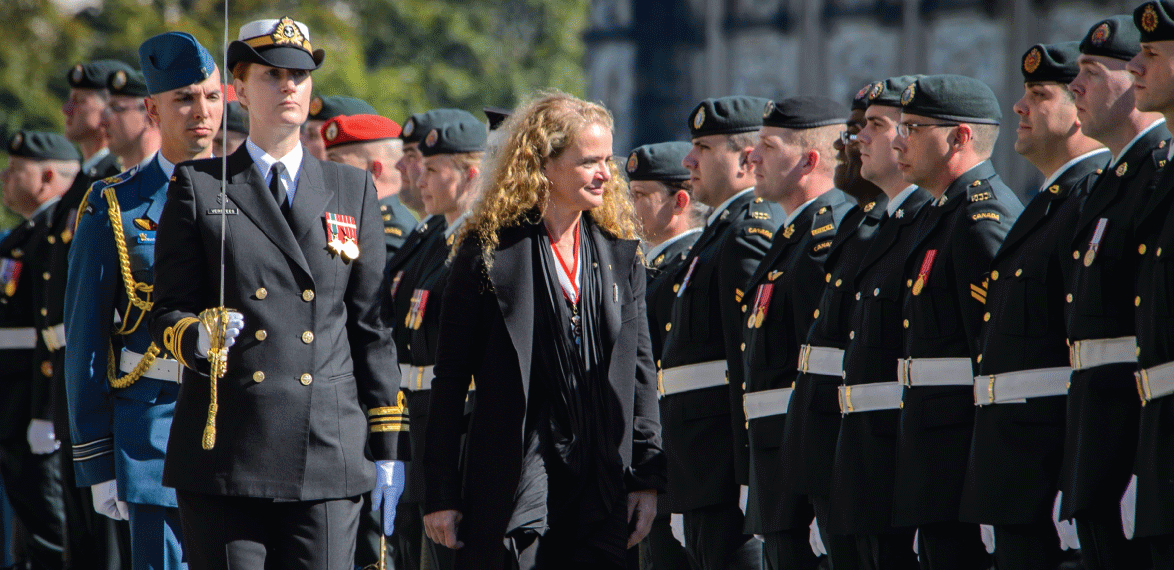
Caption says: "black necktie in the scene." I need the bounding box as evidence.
[269,162,289,217]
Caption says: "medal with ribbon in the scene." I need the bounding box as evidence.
[747,283,775,329]
[1085,218,1108,267]
[390,270,405,300]
[0,259,21,297]
[323,212,360,261]
[912,249,938,296]
[405,289,430,330]
[677,256,700,298]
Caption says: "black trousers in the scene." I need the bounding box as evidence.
[812,495,858,570]
[639,513,689,570]
[761,529,818,570]
[1151,535,1174,570]
[854,532,918,570]
[176,491,361,570]
[0,438,65,570]
[915,521,989,570]
[504,527,638,570]
[682,502,762,570]
[991,522,1064,570]
[1074,506,1149,570]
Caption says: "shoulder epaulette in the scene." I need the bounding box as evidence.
[745,195,775,220]
[810,204,837,237]
[93,166,138,192]
[967,178,992,203]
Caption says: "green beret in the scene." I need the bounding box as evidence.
[419,110,486,157]
[900,74,1001,125]
[1136,1,1174,43]
[107,69,149,98]
[67,59,134,90]
[308,95,377,121]
[1021,42,1081,84]
[7,130,80,161]
[688,96,770,137]
[851,83,873,111]
[866,75,923,108]
[762,96,848,129]
[625,142,691,182]
[401,109,468,144]
[1079,16,1141,60]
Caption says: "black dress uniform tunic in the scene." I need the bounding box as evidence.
[645,231,699,363]
[829,188,933,536]
[379,195,415,261]
[894,160,1023,528]
[1058,123,1170,521]
[959,151,1107,529]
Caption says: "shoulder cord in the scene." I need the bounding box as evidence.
[103,187,160,389]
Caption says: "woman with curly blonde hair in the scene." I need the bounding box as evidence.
[422,91,666,570]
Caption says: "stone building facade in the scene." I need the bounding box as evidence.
[585,0,1139,197]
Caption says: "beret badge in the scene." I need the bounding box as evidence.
[424,128,439,148]
[900,84,916,106]
[855,84,871,100]
[1143,3,1160,33]
[868,82,884,100]
[762,100,775,118]
[626,152,638,173]
[324,122,339,142]
[402,118,415,137]
[1023,48,1042,74]
[1091,23,1111,46]
[9,132,22,152]
[692,107,705,130]
[111,70,128,90]
[309,96,323,117]
[70,64,84,85]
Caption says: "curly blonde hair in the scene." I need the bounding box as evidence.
[454,90,638,265]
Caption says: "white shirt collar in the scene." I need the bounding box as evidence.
[646,227,702,262]
[245,138,304,203]
[1112,118,1166,167]
[155,152,177,179]
[1039,149,1111,193]
[782,196,820,228]
[81,147,110,175]
[444,212,470,238]
[706,188,755,227]
[886,185,919,216]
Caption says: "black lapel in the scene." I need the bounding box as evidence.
[488,225,536,399]
[222,146,312,277]
[290,156,335,256]
[586,219,637,354]
[856,188,933,276]
[995,152,1106,261]
[1074,125,1169,237]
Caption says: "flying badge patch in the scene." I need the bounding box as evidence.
[405,289,430,330]
[323,212,360,260]
[133,217,158,231]
[912,249,937,296]
[0,259,22,297]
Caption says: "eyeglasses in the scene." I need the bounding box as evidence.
[838,131,858,146]
[895,122,960,137]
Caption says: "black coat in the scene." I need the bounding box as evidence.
[1058,123,1170,519]
[379,194,415,262]
[645,231,699,364]
[828,188,932,535]
[742,189,852,533]
[959,151,1107,526]
[894,161,1023,528]
[423,218,665,568]
[149,145,401,500]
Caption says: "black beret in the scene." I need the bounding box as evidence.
[7,130,80,161]
[1021,42,1081,84]
[625,142,691,181]
[1079,16,1141,60]
[866,75,923,108]
[688,96,771,137]
[851,83,873,111]
[227,17,324,71]
[1136,1,1174,43]
[308,95,377,122]
[419,110,487,157]
[67,59,134,90]
[107,69,149,98]
[483,106,512,131]
[401,109,468,144]
[900,74,1001,125]
[225,101,248,135]
[762,96,848,129]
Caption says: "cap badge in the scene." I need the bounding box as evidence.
[402,118,415,137]
[424,128,439,148]
[626,152,638,174]
[69,64,84,85]
[855,83,871,101]
[1116,162,1128,177]
[1023,48,1042,74]
[111,70,128,91]
[271,17,307,47]
[762,100,775,119]
[309,96,323,117]
[693,107,706,130]
[324,121,339,142]
[1143,3,1159,33]
[900,84,916,106]
[1091,22,1111,46]
[9,132,22,152]
[868,82,884,101]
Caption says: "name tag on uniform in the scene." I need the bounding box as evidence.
[206,208,238,215]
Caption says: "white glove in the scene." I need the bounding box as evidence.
[26,419,60,454]
[980,523,996,554]
[1121,474,1138,540]
[809,516,827,556]
[196,311,245,358]
[91,480,129,521]
[1053,491,1081,550]
[371,460,406,536]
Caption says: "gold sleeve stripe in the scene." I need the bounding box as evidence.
[165,317,200,369]
[368,406,404,416]
[370,424,409,433]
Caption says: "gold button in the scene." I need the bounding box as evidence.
[40,307,47,316]
[42,271,50,280]
[256,288,268,299]
[46,235,55,245]
[1137,347,1142,357]
[874,288,881,295]
[903,319,909,329]
[849,331,855,339]
[1015,269,1022,277]
[1158,248,1164,257]
[665,323,671,332]
[253,371,265,382]
[826,273,832,282]
[977,354,983,363]
[906,279,913,287]
[255,329,268,341]
[983,312,990,322]
[1135,296,1141,307]
[855,292,861,301]
[302,331,314,344]
[302,289,315,302]
[1066,293,1073,303]
[740,342,746,351]
[813,309,820,319]
[991,270,999,281]
[835,279,842,287]
[300,373,313,385]
[672,284,680,293]
[742,304,747,313]
[1139,244,1147,255]
[1073,250,1080,260]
